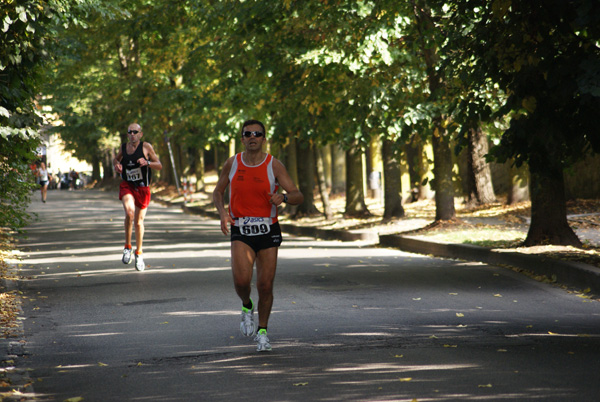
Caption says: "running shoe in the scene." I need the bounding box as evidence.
[135,253,145,271]
[122,248,132,264]
[255,329,272,352]
[240,301,256,337]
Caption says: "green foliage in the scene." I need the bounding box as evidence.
[0,0,100,229]
[1,0,55,229]
[444,0,600,170]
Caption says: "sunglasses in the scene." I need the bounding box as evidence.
[242,131,264,138]
[127,130,140,134]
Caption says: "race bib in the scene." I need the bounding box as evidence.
[238,217,270,236]
[125,167,143,182]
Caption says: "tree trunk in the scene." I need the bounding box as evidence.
[320,144,332,189]
[314,146,333,220]
[367,137,383,199]
[382,139,405,219]
[286,136,299,188]
[91,153,101,182]
[158,138,173,184]
[345,144,370,217]
[525,163,581,247]
[330,144,346,194]
[194,148,205,192]
[431,126,456,221]
[295,141,319,216]
[414,2,455,220]
[507,161,529,204]
[404,134,428,202]
[467,127,496,205]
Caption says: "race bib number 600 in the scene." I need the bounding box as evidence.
[239,217,270,236]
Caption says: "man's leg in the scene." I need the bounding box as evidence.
[134,206,148,254]
[255,247,278,328]
[121,194,136,246]
[232,241,258,336]
[231,241,256,305]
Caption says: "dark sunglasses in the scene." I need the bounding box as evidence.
[127,130,140,134]
[242,131,264,138]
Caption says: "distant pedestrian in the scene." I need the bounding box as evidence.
[113,123,162,271]
[213,119,303,352]
[37,162,49,203]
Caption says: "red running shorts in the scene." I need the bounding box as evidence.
[119,181,151,209]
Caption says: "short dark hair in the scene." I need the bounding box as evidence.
[240,119,265,136]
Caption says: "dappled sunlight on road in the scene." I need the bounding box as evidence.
[27,266,231,280]
[164,310,240,317]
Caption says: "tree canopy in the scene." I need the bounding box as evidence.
[3,0,599,246]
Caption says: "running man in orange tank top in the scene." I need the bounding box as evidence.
[213,119,304,352]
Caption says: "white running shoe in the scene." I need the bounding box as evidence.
[240,302,256,337]
[255,329,272,352]
[135,253,145,271]
[122,248,132,264]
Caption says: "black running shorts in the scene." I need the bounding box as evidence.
[231,221,282,253]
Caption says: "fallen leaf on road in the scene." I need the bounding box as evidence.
[494,294,502,297]
[98,362,108,367]
[456,313,464,317]
[398,377,412,382]
[293,382,308,387]
[394,354,404,358]
[64,398,84,402]
[443,344,457,348]
[478,384,492,388]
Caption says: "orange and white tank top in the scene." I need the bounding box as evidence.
[228,153,279,226]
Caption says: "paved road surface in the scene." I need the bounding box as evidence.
[15,190,600,401]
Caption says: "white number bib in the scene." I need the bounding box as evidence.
[238,217,270,236]
[126,167,143,182]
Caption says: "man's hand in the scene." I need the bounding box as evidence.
[220,213,235,235]
[268,192,285,206]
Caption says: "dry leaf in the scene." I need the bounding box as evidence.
[293,382,308,387]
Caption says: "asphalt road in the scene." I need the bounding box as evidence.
[15,189,600,401]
